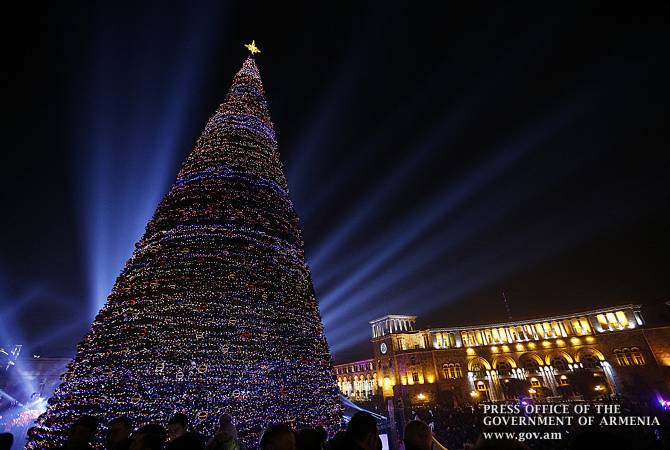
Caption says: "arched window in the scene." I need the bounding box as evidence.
[631,347,645,365]
[442,363,463,379]
[522,358,540,374]
[551,356,569,372]
[614,349,630,366]
[471,362,487,379]
[453,363,463,378]
[582,354,600,369]
[497,361,513,376]
[623,348,633,365]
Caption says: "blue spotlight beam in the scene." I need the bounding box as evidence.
[308,17,562,274]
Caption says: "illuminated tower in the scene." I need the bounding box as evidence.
[27,52,343,449]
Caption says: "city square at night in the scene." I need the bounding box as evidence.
[1,2,669,450]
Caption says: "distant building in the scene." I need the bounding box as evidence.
[334,304,670,406]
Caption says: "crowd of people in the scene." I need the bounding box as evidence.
[1,398,669,450]
[0,409,513,450]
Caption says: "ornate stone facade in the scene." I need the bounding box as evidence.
[335,305,670,406]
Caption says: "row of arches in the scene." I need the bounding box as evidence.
[465,347,607,372]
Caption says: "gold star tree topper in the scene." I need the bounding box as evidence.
[245,40,261,55]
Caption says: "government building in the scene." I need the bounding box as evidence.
[334,304,670,407]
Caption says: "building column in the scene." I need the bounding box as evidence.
[543,367,558,396]
[601,362,618,395]
[487,371,501,401]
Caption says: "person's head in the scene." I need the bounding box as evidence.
[296,428,321,450]
[107,416,133,447]
[129,424,166,450]
[404,420,432,450]
[260,423,295,450]
[0,433,14,450]
[218,413,233,430]
[346,412,378,450]
[167,413,188,440]
[314,426,327,445]
[68,415,99,448]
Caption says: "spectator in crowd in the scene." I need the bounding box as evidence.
[166,413,188,442]
[205,413,239,450]
[260,423,296,450]
[343,412,379,450]
[165,413,205,450]
[324,430,346,450]
[296,427,323,450]
[404,420,433,450]
[61,415,98,450]
[129,424,166,450]
[106,416,133,450]
[0,433,13,450]
[314,427,328,447]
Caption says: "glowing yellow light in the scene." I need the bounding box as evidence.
[244,40,261,55]
[426,375,435,383]
[528,388,536,394]
[417,393,426,400]
[502,345,510,352]
[470,390,479,397]
[542,341,551,347]
[570,337,581,345]
[585,336,595,343]
[528,342,536,349]
[594,385,603,391]
[466,348,475,355]
[556,339,565,347]
[491,346,498,353]
[560,375,567,380]
[515,343,524,351]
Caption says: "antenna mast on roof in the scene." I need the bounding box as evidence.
[502,291,513,321]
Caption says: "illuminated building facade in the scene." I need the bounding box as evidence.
[335,305,670,405]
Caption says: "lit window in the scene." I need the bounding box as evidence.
[572,319,583,335]
[412,372,419,383]
[530,377,541,387]
[596,314,609,330]
[614,349,630,366]
[551,357,569,372]
[442,363,463,379]
[606,312,620,329]
[615,311,629,328]
[559,374,568,386]
[497,361,513,376]
[582,354,600,369]
[631,347,645,365]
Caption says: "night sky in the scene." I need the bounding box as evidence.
[1,2,668,363]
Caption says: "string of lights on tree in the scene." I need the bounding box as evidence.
[27,49,343,449]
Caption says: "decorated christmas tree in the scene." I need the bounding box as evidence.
[27,48,343,449]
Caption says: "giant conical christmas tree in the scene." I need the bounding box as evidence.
[28,54,343,449]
